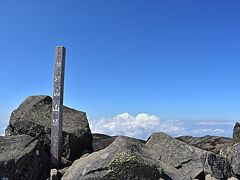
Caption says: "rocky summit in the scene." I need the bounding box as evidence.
[1,95,240,180]
[5,95,93,161]
[176,135,233,154]
[63,136,162,180]
[146,132,232,179]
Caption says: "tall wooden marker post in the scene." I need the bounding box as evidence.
[51,46,66,168]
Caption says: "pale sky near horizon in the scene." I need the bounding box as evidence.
[0,1,240,138]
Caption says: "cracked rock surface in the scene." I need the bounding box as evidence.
[63,136,163,180]
[146,132,232,179]
[63,132,232,180]
[5,95,93,161]
[0,135,49,180]
[220,143,240,178]
[176,135,233,154]
[63,136,193,180]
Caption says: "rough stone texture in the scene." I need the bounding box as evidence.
[63,136,192,180]
[62,136,162,180]
[58,167,69,178]
[205,174,217,180]
[233,122,240,143]
[159,161,191,180]
[62,133,234,179]
[228,177,238,180]
[0,135,49,180]
[220,143,240,178]
[5,95,93,161]
[146,132,232,179]
[61,157,72,168]
[176,135,233,154]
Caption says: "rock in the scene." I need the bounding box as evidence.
[205,174,217,180]
[63,136,192,180]
[61,157,72,168]
[146,132,232,179]
[159,161,192,180]
[62,136,162,179]
[176,135,233,154]
[92,133,117,151]
[92,133,113,140]
[50,169,59,180]
[228,177,238,180]
[0,135,49,180]
[58,167,69,178]
[92,133,146,152]
[233,122,240,143]
[220,143,240,178]
[5,95,93,161]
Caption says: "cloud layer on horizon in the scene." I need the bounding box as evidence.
[89,113,236,140]
[0,112,8,136]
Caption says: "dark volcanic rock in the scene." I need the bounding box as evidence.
[63,136,192,180]
[63,132,233,179]
[0,135,49,180]
[159,161,191,180]
[220,143,240,178]
[146,132,232,179]
[92,133,146,152]
[176,135,233,154]
[92,133,113,140]
[92,133,117,152]
[233,122,240,143]
[62,136,162,180]
[5,95,93,161]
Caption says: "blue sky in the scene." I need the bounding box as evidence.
[0,1,240,138]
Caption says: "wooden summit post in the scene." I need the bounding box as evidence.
[51,46,66,168]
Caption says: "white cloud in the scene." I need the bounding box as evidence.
[0,111,8,136]
[198,121,235,126]
[201,128,225,133]
[0,126,5,136]
[89,113,236,139]
[89,113,185,140]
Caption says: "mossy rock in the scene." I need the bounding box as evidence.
[63,136,162,180]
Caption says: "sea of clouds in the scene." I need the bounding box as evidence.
[0,112,7,136]
[89,113,236,140]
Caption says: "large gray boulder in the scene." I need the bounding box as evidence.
[62,136,162,180]
[146,132,232,179]
[62,136,192,180]
[176,135,233,154]
[220,143,240,178]
[5,95,93,161]
[0,135,49,180]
